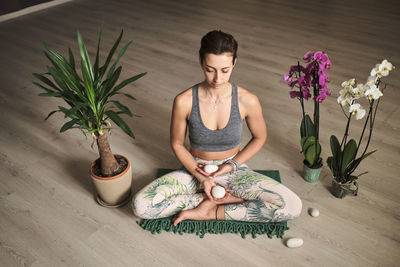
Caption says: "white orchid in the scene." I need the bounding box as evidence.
[352,83,365,99]
[365,84,383,100]
[366,75,377,87]
[337,87,353,106]
[341,78,356,88]
[338,78,359,106]
[349,103,366,120]
[370,59,394,77]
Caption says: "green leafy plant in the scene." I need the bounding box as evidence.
[32,27,146,176]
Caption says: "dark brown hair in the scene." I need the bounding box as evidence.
[199,30,238,64]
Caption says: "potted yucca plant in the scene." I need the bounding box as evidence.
[33,27,146,207]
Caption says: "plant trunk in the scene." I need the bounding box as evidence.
[96,132,119,176]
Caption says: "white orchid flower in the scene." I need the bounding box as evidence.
[337,87,353,106]
[365,84,383,100]
[366,75,377,86]
[341,78,356,88]
[370,63,380,77]
[378,59,393,76]
[352,83,365,99]
[371,59,394,77]
[349,103,366,120]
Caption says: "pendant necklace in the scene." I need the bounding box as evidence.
[210,95,218,110]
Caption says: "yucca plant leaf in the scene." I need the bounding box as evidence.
[80,60,95,104]
[106,40,132,79]
[104,110,134,138]
[60,119,78,132]
[93,25,103,80]
[112,72,147,93]
[111,100,132,117]
[44,110,60,120]
[119,92,136,100]
[341,139,357,175]
[33,82,57,93]
[98,29,123,80]
[43,43,82,89]
[38,92,63,97]
[77,31,94,82]
[44,54,88,105]
[101,66,122,99]
[58,104,86,120]
[68,48,76,72]
[33,73,61,91]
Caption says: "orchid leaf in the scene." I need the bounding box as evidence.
[341,139,357,175]
[300,114,315,138]
[347,150,377,175]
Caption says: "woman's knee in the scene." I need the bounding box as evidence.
[289,191,303,218]
[131,192,151,219]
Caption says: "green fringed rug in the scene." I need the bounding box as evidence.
[137,169,289,239]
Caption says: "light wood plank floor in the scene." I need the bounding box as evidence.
[0,0,399,266]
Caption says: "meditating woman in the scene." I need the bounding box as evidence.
[132,30,302,226]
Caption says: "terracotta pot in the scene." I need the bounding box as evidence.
[331,179,358,199]
[302,161,322,183]
[90,154,132,207]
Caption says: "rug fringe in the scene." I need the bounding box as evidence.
[137,217,289,239]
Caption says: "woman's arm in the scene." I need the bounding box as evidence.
[233,91,267,164]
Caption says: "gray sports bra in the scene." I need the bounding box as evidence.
[188,83,243,152]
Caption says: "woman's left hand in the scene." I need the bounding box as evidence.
[209,163,233,178]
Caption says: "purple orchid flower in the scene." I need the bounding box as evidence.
[289,91,302,98]
[303,51,313,63]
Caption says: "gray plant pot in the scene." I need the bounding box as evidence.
[331,179,358,199]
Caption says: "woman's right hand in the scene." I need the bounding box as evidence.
[201,177,216,201]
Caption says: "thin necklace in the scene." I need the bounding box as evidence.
[206,84,227,111]
[210,94,218,110]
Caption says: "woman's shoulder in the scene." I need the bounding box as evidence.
[173,86,194,113]
[236,84,260,107]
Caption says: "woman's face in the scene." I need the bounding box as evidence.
[201,52,236,89]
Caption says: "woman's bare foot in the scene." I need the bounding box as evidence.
[173,199,216,226]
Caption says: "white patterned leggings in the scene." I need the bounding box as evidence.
[132,157,302,222]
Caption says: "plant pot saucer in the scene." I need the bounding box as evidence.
[96,190,132,208]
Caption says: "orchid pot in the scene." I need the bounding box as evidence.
[331,178,358,199]
[302,160,322,183]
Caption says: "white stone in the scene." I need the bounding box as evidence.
[286,238,304,248]
[310,208,320,217]
[204,164,218,174]
[211,186,226,199]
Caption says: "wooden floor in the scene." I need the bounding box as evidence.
[0,0,399,266]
